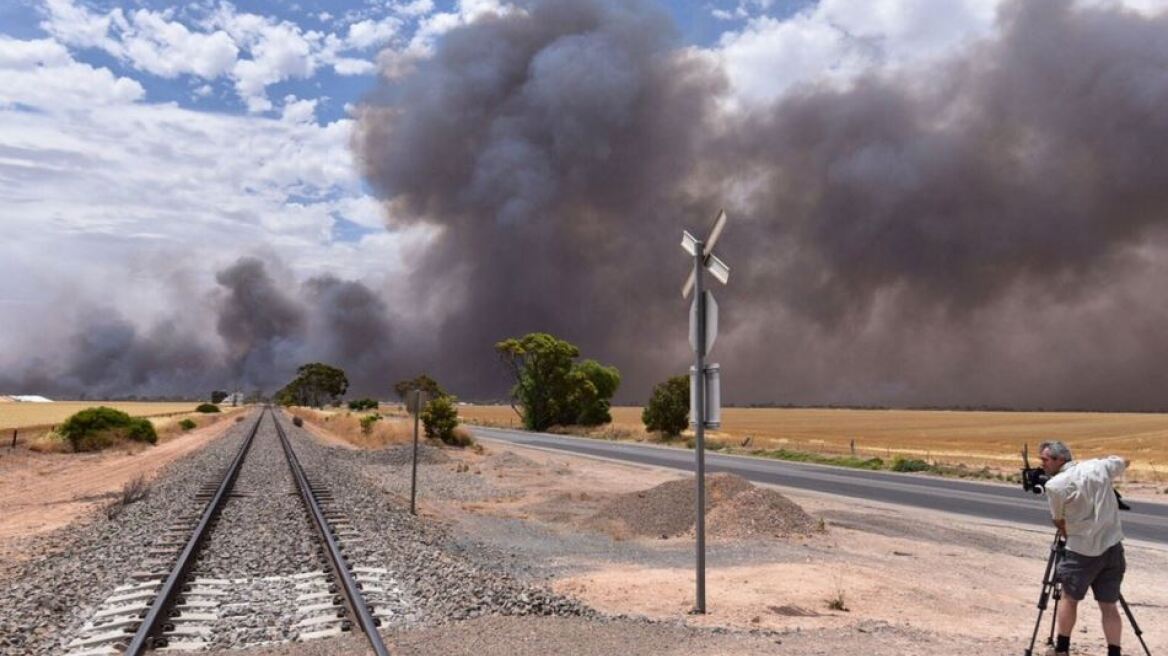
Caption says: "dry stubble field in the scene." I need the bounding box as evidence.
[458,405,1168,478]
[0,401,209,432]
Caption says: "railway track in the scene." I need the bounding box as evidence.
[62,407,393,655]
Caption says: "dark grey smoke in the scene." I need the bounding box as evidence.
[0,257,397,399]
[353,0,1168,409]
[354,0,724,397]
[302,275,396,392]
[214,257,306,389]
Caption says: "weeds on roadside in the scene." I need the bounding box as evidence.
[826,589,849,612]
[106,475,149,520]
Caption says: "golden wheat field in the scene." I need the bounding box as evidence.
[0,402,205,431]
[457,405,1168,474]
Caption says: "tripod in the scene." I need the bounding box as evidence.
[1024,534,1152,656]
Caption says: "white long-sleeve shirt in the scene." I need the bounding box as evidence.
[1045,456,1127,557]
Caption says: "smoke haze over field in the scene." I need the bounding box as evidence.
[353,0,1168,410]
[5,0,1168,410]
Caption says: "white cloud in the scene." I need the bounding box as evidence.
[0,63,414,328]
[281,94,318,123]
[392,0,436,18]
[345,18,402,50]
[38,0,399,113]
[119,10,239,78]
[0,36,144,109]
[331,56,377,76]
[713,0,999,108]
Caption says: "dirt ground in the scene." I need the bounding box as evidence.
[0,413,246,562]
[4,412,1164,655]
[404,437,1168,654]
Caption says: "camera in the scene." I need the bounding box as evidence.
[1022,465,1050,495]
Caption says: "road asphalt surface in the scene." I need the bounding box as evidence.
[470,426,1168,546]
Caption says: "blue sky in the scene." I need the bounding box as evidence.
[0,0,811,124]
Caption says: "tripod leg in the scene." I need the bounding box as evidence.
[1025,538,1063,656]
[1118,595,1152,656]
[1047,584,1061,646]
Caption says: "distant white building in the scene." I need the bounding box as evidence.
[7,395,53,403]
[227,391,245,406]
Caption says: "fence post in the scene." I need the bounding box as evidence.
[10,429,16,449]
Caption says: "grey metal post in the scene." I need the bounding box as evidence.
[693,240,707,614]
[11,429,16,449]
[410,390,425,516]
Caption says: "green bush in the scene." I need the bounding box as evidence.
[642,375,690,438]
[178,418,197,431]
[59,407,158,452]
[360,413,381,435]
[348,398,379,411]
[195,403,220,413]
[891,457,934,473]
[421,396,462,445]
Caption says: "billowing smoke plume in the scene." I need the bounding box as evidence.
[0,257,397,399]
[353,0,1168,409]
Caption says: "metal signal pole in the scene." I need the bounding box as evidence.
[692,239,707,614]
[410,389,426,516]
[681,209,729,615]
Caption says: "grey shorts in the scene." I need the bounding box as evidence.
[1057,542,1125,602]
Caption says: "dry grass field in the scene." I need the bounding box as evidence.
[0,401,210,432]
[458,405,1168,478]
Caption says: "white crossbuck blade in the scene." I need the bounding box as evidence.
[681,210,730,298]
[681,254,730,298]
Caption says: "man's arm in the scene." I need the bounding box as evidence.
[1046,483,1066,536]
[1104,455,1129,479]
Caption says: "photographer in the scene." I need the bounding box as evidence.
[1039,440,1131,656]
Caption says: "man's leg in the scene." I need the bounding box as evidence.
[1055,596,1078,652]
[1100,601,1122,650]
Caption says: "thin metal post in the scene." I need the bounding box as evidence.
[410,390,425,516]
[11,429,16,449]
[693,240,707,614]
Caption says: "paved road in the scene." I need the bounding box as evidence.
[470,426,1168,545]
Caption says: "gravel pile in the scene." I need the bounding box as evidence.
[585,473,756,539]
[702,487,819,539]
[0,412,257,656]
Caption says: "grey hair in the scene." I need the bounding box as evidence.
[1039,440,1073,461]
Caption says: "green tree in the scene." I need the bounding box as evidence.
[210,390,229,404]
[275,363,349,407]
[568,359,622,426]
[393,374,447,414]
[421,395,466,445]
[393,374,446,401]
[348,398,379,411]
[495,332,621,431]
[642,375,690,438]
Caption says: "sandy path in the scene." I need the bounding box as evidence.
[0,412,249,544]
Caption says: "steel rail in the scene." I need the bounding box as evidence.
[124,409,264,655]
[271,407,392,656]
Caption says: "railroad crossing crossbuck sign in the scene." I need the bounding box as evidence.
[680,208,729,616]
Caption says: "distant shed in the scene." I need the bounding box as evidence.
[9,395,53,403]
